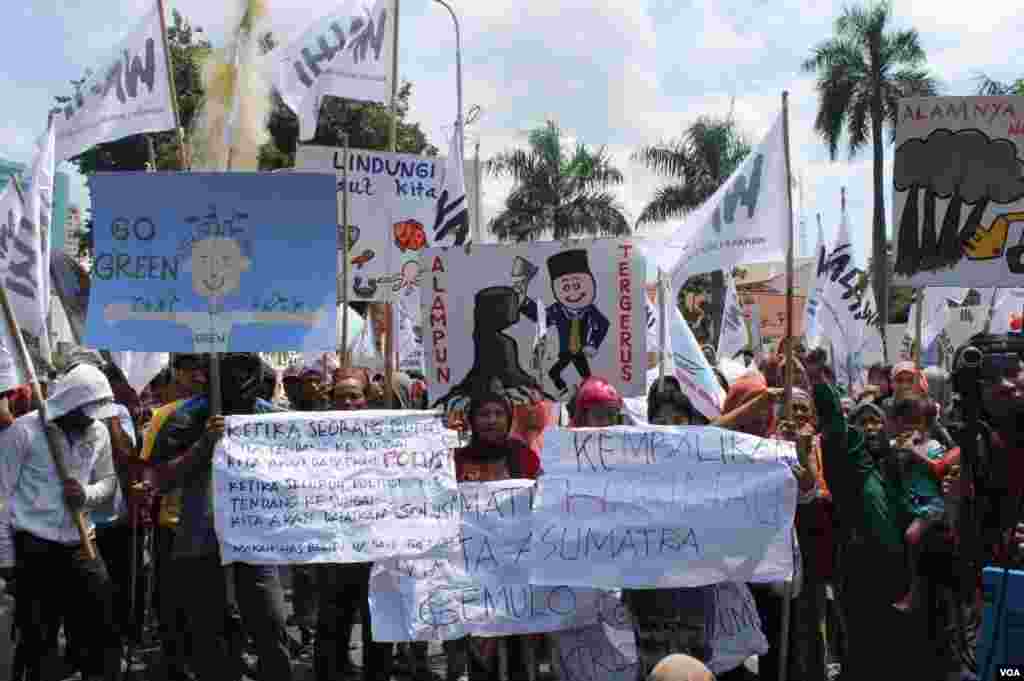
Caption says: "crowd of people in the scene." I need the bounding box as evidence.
[0,326,1022,681]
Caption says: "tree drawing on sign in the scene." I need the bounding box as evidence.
[894,129,1024,276]
[104,232,325,352]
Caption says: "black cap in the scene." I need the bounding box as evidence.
[547,249,591,281]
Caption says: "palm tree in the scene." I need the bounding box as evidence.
[802,1,938,339]
[633,116,752,341]
[976,75,1024,96]
[487,120,630,242]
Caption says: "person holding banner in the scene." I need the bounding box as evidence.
[147,353,293,681]
[316,367,396,681]
[0,364,124,681]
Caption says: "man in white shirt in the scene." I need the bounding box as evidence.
[0,364,124,681]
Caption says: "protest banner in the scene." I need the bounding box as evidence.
[370,479,630,641]
[423,240,647,410]
[269,0,394,141]
[213,410,460,564]
[893,96,1024,287]
[84,172,338,353]
[704,581,769,674]
[296,145,481,304]
[530,425,797,589]
[555,622,640,681]
[52,1,176,162]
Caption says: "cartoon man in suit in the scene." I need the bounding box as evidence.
[521,249,610,395]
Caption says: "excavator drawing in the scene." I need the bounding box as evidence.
[964,212,1024,267]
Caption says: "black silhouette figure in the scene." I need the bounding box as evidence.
[434,285,545,408]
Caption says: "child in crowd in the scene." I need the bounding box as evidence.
[887,395,949,612]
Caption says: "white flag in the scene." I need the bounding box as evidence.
[0,182,46,343]
[654,112,790,286]
[645,294,660,352]
[28,121,55,358]
[717,273,749,361]
[990,289,1024,334]
[393,297,424,374]
[433,123,469,246]
[803,218,829,349]
[52,2,175,161]
[108,351,169,395]
[667,301,725,420]
[905,287,968,355]
[0,323,27,393]
[270,0,394,141]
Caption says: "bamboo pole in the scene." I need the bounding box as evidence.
[0,277,96,559]
[778,89,796,681]
[156,0,189,170]
[340,133,351,369]
[383,0,401,408]
[657,271,668,384]
[913,289,924,368]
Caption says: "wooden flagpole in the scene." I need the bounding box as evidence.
[779,90,796,681]
[339,133,351,369]
[983,287,1001,334]
[0,271,96,559]
[657,271,668,384]
[384,0,401,408]
[913,289,924,368]
[156,0,189,169]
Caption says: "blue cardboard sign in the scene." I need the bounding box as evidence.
[84,172,338,352]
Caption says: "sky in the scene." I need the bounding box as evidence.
[2,0,1021,266]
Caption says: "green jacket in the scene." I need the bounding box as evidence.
[813,383,913,558]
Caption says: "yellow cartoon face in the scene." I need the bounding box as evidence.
[191,237,252,299]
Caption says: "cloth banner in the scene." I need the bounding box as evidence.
[705,581,769,674]
[84,172,338,352]
[295,145,481,303]
[422,241,647,404]
[0,182,47,344]
[269,0,394,141]
[717,273,749,361]
[667,299,725,420]
[892,96,1024,287]
[213,410,460,564]
[554,622,640,681]
[53,1,176,162]
[529,426,797,589]
[803,217,829,349]
[369,480,628,641]
[650,112,790,283]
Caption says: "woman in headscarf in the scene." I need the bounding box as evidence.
[445,378,538,681]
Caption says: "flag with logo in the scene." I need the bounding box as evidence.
[904,287,968,357]
[803,217,829,349]
[717,273,749,361]
[667,301,725,420]
[652,112,790,289]
[433,123,469,246]
[53,1,176,161]
[0,180,47,345]
[270,0,394,141]
[28,121,55,357]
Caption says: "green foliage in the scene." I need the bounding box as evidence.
[486,120,630,241]
[975,75,1024,96]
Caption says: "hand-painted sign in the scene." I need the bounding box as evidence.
[84,172,338,352]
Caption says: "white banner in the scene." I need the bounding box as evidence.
[0,182,47,342]
[803,218,829,349]
[28,122,54,359]
[213,410,460,564]
[717,273,748,361]
[270,0,394,141]
[705,581,769,674]
[654,112,790,283]
[667,301,725,420]
[904,287,968,356]
[555,622,640,681]
[369,480,628,641]
[53,2,175,161]
[530,426,797,589]
[423,241,647,403]
[893,96,1024,287]
[296,145,481,303]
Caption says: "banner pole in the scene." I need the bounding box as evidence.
[983,287,1000,334]
[657,270,668,384]
[779,89,795,681]
[0,275,96,558]
[383,0,401,408]
[156,0,189,169]
[340,133,351,369]
[913,289,924,368]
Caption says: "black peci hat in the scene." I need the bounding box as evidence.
[547,249,592,281]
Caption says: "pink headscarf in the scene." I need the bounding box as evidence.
[891,361,929,394]
[570,377,623,427]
